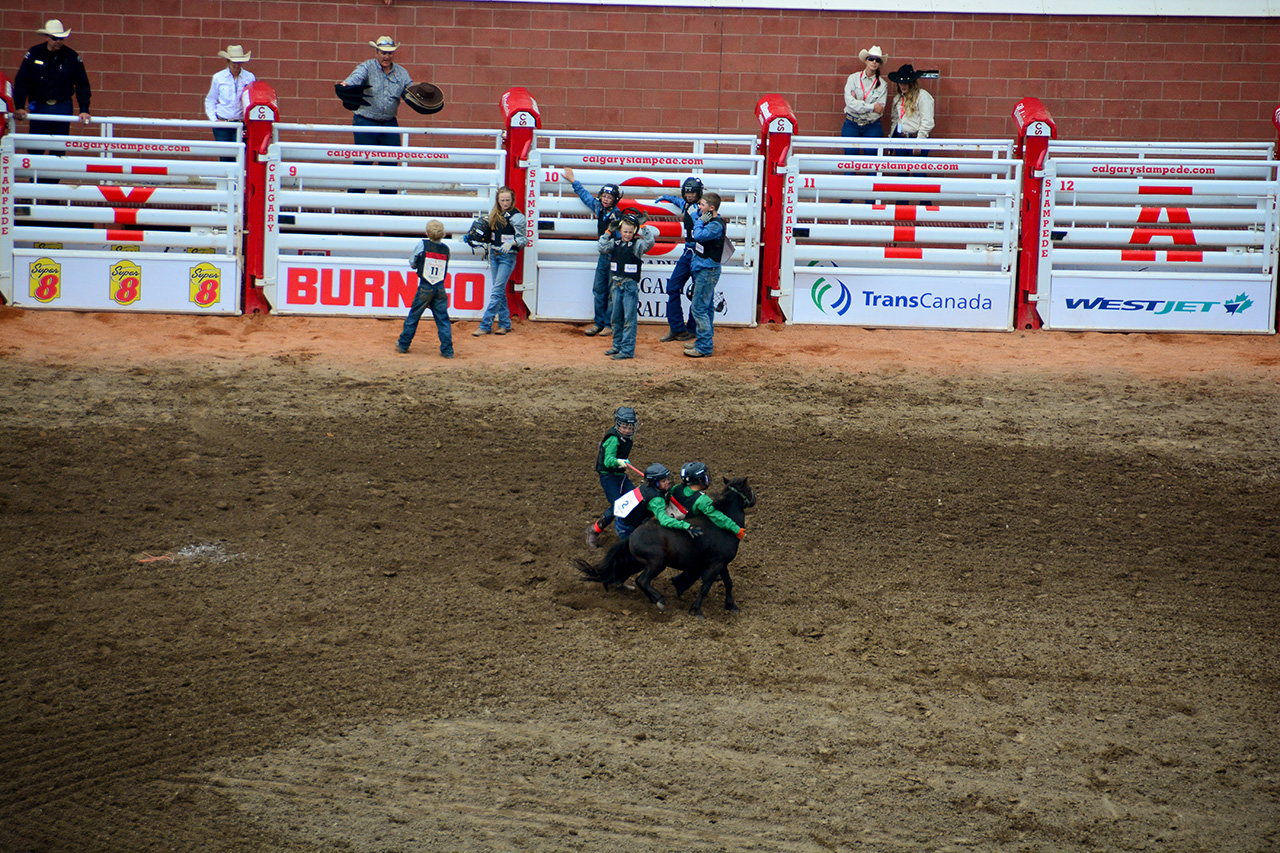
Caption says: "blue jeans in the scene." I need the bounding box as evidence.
[351,115,399,193]
[841,117,885,157]
[690,264,720,355]
[609,276,639,357]
[665,248,696,335]
[598,471,632,527]
[211,126,239,162]
[592,253,612,330]
[28,100,73,138]
[397,281,453,356]
[480,251,516,331]
[352,114,400,147]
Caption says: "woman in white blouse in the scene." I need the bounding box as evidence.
[887,63,936,147]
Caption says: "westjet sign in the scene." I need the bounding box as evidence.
[1047,276,1273,333]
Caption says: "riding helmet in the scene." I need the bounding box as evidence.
[680,461,709,487]
[681,176,704,199]
[599,183,622,203]
[643,463,671,488]
[614,406,637,431]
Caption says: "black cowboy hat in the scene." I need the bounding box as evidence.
[403,82,445,115]
[334,82,371,111]
[888,64,941,83]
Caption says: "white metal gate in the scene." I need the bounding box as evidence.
[1036,141,1278,333]
[261,123,506,318]
[778,137,1021,329]
[523,130,763,325]
[1,118,243,313]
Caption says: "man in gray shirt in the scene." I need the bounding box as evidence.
[341,35,413,148]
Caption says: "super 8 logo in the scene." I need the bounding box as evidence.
[29,257,61,303]
[286,266,487,310]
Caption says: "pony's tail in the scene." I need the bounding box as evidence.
[574,540,633,587]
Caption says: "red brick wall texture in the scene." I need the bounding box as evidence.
[4,1,1279,144]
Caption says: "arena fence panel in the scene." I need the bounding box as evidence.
[1033,141,1278,333]
[1,116,243,314]
[777,137,1021,330]
[523,130,763,326]
[260,123,506,318]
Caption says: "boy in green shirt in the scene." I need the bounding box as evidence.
[667,461,746,540]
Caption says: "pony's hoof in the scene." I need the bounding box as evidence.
[690,607,705,619]
[726,604,741,613]
[655,600,666,612]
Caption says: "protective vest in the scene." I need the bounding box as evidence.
[621,483,664,527]
[595,427,634,474]
[692,217,726,263]
[414,239,449,286]
[666,484,699,519]
[681,204,697,243]
[608,238,643,281]
[597,206,620,236]
[487,212,518,247]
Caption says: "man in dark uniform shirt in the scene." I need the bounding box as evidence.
[13,19,92,137]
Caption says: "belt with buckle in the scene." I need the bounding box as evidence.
[44,99,61,105]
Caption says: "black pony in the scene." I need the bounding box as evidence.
[575,476,756,617]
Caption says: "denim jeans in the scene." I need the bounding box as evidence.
[841,117,885,157]
[665,248,696,335]
[479,251,516,331]
[351,115,399,193]
[598,471,632,527]
[397,281,453,356]
[211,126,239,162]
[690,264,720,355]
[609,276,639,357]
[592,253,612,330]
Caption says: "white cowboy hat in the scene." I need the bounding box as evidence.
[218,45,251,62]
[858,45,887,63]
[37,19,72,38]
[369,36,399,52]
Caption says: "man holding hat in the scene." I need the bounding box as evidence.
[13,18,92,136]
[204,45,256,145]
[339,35,414,148]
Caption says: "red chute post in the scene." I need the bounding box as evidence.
[242,82,278,314]
[500,87,541,321]
[1011,97,1057,331]
[755,95,795,324]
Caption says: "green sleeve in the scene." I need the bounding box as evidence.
[648,495,691,530]
[601,436,622,469]
[693,493,742,533]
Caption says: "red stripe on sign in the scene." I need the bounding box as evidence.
[894,205,917,221]
[871,204,888,210]
[1121,250,1157,261]
[113,208,139,225]
[106,230,144,241]
[1138,185,1193,195]
[873,182,941,193]
[88,164,124,173]
[1167,251,1204,262]
[133,166,169,175]
[885,247,923,259]
[893,225,916,242]
[926,205,940,211]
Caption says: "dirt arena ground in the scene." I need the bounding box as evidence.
[2,306,1278,852]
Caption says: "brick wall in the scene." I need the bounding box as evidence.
[4,1,1278,143]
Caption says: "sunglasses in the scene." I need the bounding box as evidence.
[867,56,882,63]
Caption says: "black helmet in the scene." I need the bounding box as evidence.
[680,461,709,487]
[620,208,643,229]
[681,176,704,198]
[599,183,622,203]
[644,463,670,488]
[614,406,637,431]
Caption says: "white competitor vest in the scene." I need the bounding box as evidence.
[613,487,643,519]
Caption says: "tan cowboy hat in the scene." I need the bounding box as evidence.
[218,45,251,62]
[37,19,72,38]
[858,45,887,63]
[369,36,399,52]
